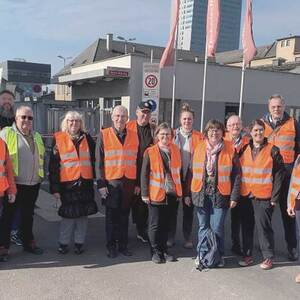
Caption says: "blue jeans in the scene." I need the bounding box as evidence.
[196,195,228,256]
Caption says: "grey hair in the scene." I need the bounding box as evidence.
[61,111,86,133]
[15,105,33,116]
[112,105,128,117]
[268,94,285,104]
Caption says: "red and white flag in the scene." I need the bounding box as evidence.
[159,0,180,68]
[242,0,257,66]
[206,0,221,57]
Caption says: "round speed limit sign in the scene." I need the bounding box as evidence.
[145,74,158,88]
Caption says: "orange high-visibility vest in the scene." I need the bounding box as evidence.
[126,120,139,145]
[240,143,273,199]
[102,127,138,180]
[54,132,93,182]
[263,117,296,164]
[224,132,249,154]
[288,155,300,209]
[0,139,9,192]
[191,140,234,196]
[191,130,203,152]
[146,143,182,202]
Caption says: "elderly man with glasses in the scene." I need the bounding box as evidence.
[0,105,45,259]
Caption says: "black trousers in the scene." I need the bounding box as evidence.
[131,195,148,235]
[148,195,177,254]
[279,174,297,250]
[252,200,274,259]
[105,206,130,250]
[0,184,40,249]
[239,197,255,257]
[231,202,241,248]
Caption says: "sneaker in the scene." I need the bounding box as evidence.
[164,251,176,262]
[58,244,69,254]
[238,256,253,267]
[183,240,193,249]
[288,248,298,261]
[137,232,149,243]
[151,252,165,264]
[260,258,273,270]
[107,247,117,259]
[10,232,22,246]
[74,243,84,255]
[167,238,175,248]
[295,273,300,283]
[23,241,43,255]
[217,257,225,268]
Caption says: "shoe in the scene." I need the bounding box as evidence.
[217,257,225,268]
[10,231,23,246]
[137,232,149,243]
[260,258,273,270]
[288,248,298,261]
[0,247,9,262]
[23,242,43,255]
[231,245,243,256]
[183,240,193,249]
[107,247,118,258]
[151,252,165,264]
[58,244,69,254]
[238,256,253,267]
[167,238,175,248]
[164,251,176,262]
[295,273,300,283]
[74,243,84,255]
[119,248,133,257]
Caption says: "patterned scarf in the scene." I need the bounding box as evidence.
[205,139,224,176]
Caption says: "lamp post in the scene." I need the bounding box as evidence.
[117,36,136,54]
[57,55,72,101]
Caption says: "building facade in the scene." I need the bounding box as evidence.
[177,0,242,53]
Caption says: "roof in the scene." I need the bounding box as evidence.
[53,37,204,78]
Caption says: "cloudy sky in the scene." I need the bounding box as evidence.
[1,0,299,74]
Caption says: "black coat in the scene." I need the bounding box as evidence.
[49,131,98,219]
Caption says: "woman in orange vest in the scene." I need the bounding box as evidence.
[190,119,240,268]
[0,138,17,262]
[49,111,98,255]
[170,103,203,249]
[239,119,285,270]
[141,122,182,264]
[287,154,300,283]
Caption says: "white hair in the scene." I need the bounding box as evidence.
[15,105,33,116]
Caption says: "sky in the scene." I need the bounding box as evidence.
[1,0,300,75]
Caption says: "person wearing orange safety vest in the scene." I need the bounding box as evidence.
[171,103,203,249]
[238,119,285,270]
[0,138,17,262]
[189,119,241,269]
[49,111,97,255]
[287,154,300,283]
[96,105,138,259]
[262,94,300,261]
[225,115,250,256]
[141,122,182,264]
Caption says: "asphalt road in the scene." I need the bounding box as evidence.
[0,188,299,300]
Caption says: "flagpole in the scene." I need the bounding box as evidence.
[171,25,178,128]
[200,41,208,132]
[238,60,246,118]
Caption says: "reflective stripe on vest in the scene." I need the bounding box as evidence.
[0,139,9,192]
[147,143,182,202]
[263,118,296,164]
[191,140,234,196]
[240,143,273,198]
[287,155,300,209]
[54,132,93,182]
[5,127,45,178]
[102,127,138,180]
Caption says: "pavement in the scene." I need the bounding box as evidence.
[0,187,299,300]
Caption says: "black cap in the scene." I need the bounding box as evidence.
[137,100,154,112]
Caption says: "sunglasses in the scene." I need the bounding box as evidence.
[19,115,33,121]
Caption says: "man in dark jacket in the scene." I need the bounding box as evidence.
[0,90,15,129]
[261,94,300,261]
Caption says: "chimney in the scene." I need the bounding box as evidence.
[106,33,113,52]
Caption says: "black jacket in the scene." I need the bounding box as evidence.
[48,131,97,218]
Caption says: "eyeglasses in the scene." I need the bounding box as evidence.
[19,115,33,121]
[67,119,80,123]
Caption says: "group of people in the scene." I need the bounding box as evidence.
[0,89,299,283]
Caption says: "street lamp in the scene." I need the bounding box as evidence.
[57,55,72,101]
[117,36,136,54]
